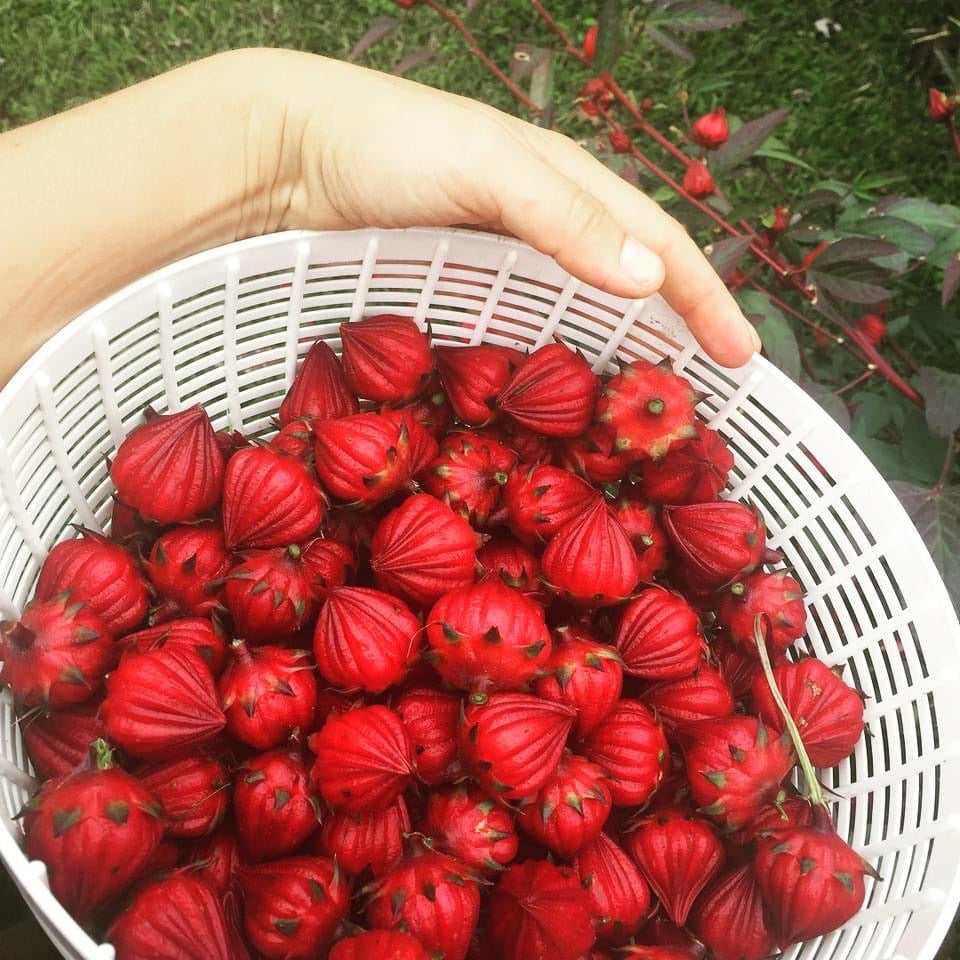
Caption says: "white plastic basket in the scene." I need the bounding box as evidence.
[0,227,958,960]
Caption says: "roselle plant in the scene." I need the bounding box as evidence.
[367,0,960,610]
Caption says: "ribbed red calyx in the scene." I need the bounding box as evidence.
[103,645,225,759]
[573,831,651,944]
[582,700,668,807]
[329,930,430,960]
[110,405,224,524]
[313,586,420,693]
[542,498,641,607]
[365,835,482,960]
[497,342,598,437]
[533,628,623,739]
[615,588,704,679]
[308,704,415,813]
[19,698,106,781]
[716,569,806,656]
[502,462,600,546]
[643,664,735,732]
[370,494,480,606]
[486,859,596,960]
[222,446,325,549]
[108,871,248,960]
[689,864,777,960]
[436,343,522,426]
[495,419,555,464]
[300,537,356,601]
[122,617,228,677]
[186,825,243,896]
[144,523,231,620]
[419,430,517,527]
[750,658,864,767]
[683,716,795,830]
[421,782,519,875]
[476,535,544,599]
[239,855,351,960]
[233,748,320,862]
[517,752,612,859]
[135,753,230,838]
[711,634,767,698]
[426,579,551,693]
[23,739,164,922]
[393,686,465,786]
[396,370,454,439]
[556,422,637,484]
[0,595,113,709]
[217,642,317,750]
[279,337,359,425]
[269,418,316,459]
[639,421,733,504]
[340,314,434,404]
[36,528,148,633]
[595,358,698,459]
[223,546,318,644]
[624,808,724,926]
[312,795,410,877]
[459,692,575,801]
[611,496,669,582]
[663,501,774,588]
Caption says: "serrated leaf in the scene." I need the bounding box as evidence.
[651,0,746,32]
[643,24,694,60]
[917,367,960,438]
[736,289,800,380]
[810,273,891,305]
[841,216,935,257]
[942,253,960,306]
[347,16,399,63]
[712,108,789,172]
[594,0,623,71]
[891,483,960,612]
[814,238,900,268]
[706,235,753,279]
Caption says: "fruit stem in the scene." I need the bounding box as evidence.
[753,615,825,808]
[92,738,114,771]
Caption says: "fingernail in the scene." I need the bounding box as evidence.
[747,322,762,353]
[620,237,665,291]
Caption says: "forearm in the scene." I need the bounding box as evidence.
[0,50,287,385]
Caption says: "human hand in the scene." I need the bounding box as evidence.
[250,50,759,367]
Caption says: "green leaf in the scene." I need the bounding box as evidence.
[890,483,960,613]
[840,216,935,257]
[885,199,960,241]
[942,253,960,306]
[643,24,693,60]
[706,236,752,279]
[736,289,800,380]
[594,0,623,71]
[753,145,815,171]
[927,228,960,270]
[800,382,851,432]
[347,16,400,63]
[651,0,746,32]
[712,108,789,172]
[917,367,960,438]
[901,408,950,485]
[851,393,894,439]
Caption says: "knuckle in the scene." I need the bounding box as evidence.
[563,188,609,242]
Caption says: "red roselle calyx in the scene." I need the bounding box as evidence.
[340,314,434,404]
[502,462,600,546]
[122,617,228,677]
[690,864,777,960]
[715,569,806,657]
[929,87,957,122]
[279,337,358,425]
[136,753,230,838]
[20,698,106,781]
[393,686,464,786]
[186,825,243,896]
[313,795,410,877]
[855,312,886,345]
[435,343,522,426]
[637,421,733,504]
[643,664,735,732]
[611,495,669,582]
[23,739,164,922]
[301,537,356,601]
[615,587,705,679]
[144,523,231,620]
[609,128,632,153]
[691,107,729,149]
[110,405,224,524]
[330,931,430,960]
[682,159,715,198]
[476,535,544,598]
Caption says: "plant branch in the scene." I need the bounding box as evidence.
[421,0,542,113]
[950,116,960,161]
[935,434,957,494]
[529,0,590,64]
[834,369,875,395]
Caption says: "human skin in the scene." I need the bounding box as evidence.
[0,48,758,386]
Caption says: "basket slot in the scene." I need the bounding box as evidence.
[282,241,312,391]
[0,439,44,565]
[528,274,578,349]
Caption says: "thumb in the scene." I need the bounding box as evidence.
[486,143,666,299]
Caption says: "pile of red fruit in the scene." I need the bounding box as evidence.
[2,315,873,960]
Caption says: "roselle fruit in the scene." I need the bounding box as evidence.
[683,159,715,198]
[615,587,704,679]
[0,595,113,708]
[123,617,229,676]
[436,342,521,426]
[218,642,317,750]
[20,698,106,781]
[313,795,410,877]
[611,495,669,582]
[23,739,163,922]
[239,856,351,960]
[502,462,600,546]
[308,704,414,813]
[187,824,244,896]
[102,644,225,759]
[496,342,598,437]
[340,314,434,404]
[476,535,544,599]
[399,369,454,438]
[270,417,315,458]
[574,831,651,944]
[643,664,734,731]
[330,930,430,960]
[716,569,806,656]
[542,498,641,607]
[691,107,729,149]
[426,579,551,692]
[279,337,359,424]
[638,421,733,505]
[459,692,575,801]
[370,493,480,606]
[486,859,596,960]
[421,782,518,875]
[108,871,249,960]
[301,537,356,600]
[313,586,420,693]
[110,405,224,524]
[136,753,231,838]
[36,528,148,634]
[689,864,776,960]
[625,809,724,926]
[517,752,612,858]
[222,446,325,549]
[366,836,482,960]
[556,422,636,484]
[393,686,465,786]
[144,522,231,620]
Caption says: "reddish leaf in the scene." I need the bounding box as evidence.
[643,24,694,60]
[943,253,960,306]
[712,108,789,171]
[814,238,901,267]
[348,16,400,63]
[810,272,891,305]
[917,367,960,438]
[393,49,441,76]
[706,236,753,279]
[657,0,747,32]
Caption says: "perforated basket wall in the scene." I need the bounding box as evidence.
[0,228,957,960]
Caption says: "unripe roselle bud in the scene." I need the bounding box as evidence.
[855,313,886,346]
[771,206,790,233]
[609,128,632,154]
[682,160,715,198]
[929,88,956,123]
[691,107,729,149]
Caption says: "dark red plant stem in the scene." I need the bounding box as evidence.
[420,0,542,113]
[949,116,960,161]
[745,280,841,342]
[834,369,875,395]
[529,0,590,63]
[935,434,957,494]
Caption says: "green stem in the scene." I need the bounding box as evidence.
[92,738,114,771]
[753,616,824,807]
